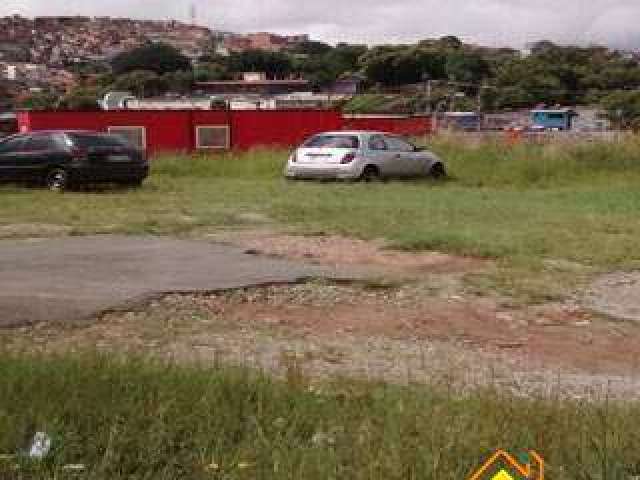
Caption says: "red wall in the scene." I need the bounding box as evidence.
[343,115,432,136]
[230,110,342,149]
[16,109,338,153]
[16,110,429,154]
[17,110,200,154]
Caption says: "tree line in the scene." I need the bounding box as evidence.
[14,36,640,127]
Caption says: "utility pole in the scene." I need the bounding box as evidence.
[189,3,197,25]
[476,82,483,132]
[421,72,432,114]
[432,99,448,135]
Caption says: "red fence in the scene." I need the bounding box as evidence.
[16,110,431,154]
[229,110,343,149]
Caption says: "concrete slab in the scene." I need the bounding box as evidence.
[0,235,334,327]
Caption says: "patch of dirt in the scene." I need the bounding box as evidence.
[0,224,72,238]
[583,271,640,323]
[176,284,640,377]
[6,282,640,399]
[207,230,486,278]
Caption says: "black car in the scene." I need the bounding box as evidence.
[0,130,149,191]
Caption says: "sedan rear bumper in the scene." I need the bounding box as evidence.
[285,163,361,180]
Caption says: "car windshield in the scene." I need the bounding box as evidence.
[303,135,360,149]
[66,133,130,148]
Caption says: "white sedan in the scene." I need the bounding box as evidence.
[285,131,446,181]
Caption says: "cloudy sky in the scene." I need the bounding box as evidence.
[2,0,639,49]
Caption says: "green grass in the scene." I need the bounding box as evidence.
[2,138,640,300]
[3,141,640,477]
[0,353,638,480]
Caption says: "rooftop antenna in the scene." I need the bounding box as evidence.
[189,3,197,25]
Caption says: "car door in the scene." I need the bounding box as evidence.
[0,135,27,182]
[17,134,63,181]
[382,135,421,176]
[366,134,398,177]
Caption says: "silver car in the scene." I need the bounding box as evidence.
[285,131,446,181]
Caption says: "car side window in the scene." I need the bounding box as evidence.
[368,135,388,151]
[383,136,414,152]
[23,135,58,152]
[0,137,26,154]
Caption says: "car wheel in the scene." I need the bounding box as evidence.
[45,168,70,192]
[123,178,144,188]
[429,163,446,180]
[360,165,380,182]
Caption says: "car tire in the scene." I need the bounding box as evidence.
[429,163,447,180]
[123,178,144,188]
[360,165,380,183]
[45,168,71,192]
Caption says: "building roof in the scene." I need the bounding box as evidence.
[196,79,310,87]
[444,111,480,117]
[531,108,577,114]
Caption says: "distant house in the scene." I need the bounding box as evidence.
[329,74,365,95]
[195,72,311,96]
[443,112,481,131]
[101,91,136,110]
[531,108,578,130]
[223,32,310,53]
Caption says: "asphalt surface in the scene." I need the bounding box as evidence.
[0,235,335,327]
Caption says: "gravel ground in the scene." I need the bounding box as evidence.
[3,230,640,400]
[583,271,640,322]
[5,281,640,400]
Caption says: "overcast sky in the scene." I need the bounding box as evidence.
[3,0,639,49]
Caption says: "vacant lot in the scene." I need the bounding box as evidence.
[2,136,640,300]
[2,136,640,478]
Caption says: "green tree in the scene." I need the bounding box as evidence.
[111,70,168,98]
[288,40,332,56]
[194,62,229,82]
[600,91,640,129]
[359,47,446,86]
[162,70,195,95]
[445,52,490,83]
[291,43,368,90]
[324,44,368,74]
[225,50,292,78]
[58,87,101,111]
[292,55,336,89]
[438,35,463,50]
[17,91,60,110]
[111,43,192,75]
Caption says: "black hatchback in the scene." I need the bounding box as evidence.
[0,130,149,191]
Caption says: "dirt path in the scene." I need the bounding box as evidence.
[207,229,486,279]
[5,280,640,399]
[4,230,640,399]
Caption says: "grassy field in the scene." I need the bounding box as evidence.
[2,138,640,477]
[1,135,640,300]
[0,353,638,480]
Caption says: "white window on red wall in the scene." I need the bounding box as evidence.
[195,126,230,150]
[108,126,147,150]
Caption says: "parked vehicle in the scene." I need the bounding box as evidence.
[0,130,149,191]
[285,131,446,181]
